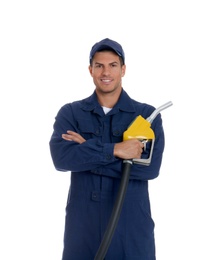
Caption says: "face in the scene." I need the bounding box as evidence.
[89,51,126,95]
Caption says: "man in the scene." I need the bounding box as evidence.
[49,38,165,260]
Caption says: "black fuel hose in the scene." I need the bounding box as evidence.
[94,160,132,260]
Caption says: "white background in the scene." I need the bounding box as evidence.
[0,1,218,259]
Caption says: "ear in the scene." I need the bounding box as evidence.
[88,65,93,76]
[121,64,126,77]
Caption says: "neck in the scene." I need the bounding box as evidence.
[96,88,122,108]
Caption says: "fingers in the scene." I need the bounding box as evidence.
[62,131,86,144]
[114,139,144,159]
[62,134,73,141]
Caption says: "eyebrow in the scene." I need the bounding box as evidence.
[94,61,119,66]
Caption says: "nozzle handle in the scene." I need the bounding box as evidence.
[146,101,173,123]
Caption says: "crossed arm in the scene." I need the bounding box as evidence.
[62,130,144,160]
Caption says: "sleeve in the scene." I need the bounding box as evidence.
[49,104,122,175]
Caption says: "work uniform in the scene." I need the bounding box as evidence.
[49,89,165,260]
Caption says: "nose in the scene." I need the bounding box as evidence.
[102,66,110,75]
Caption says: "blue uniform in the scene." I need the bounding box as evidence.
[49,89,165,260]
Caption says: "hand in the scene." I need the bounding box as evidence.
[62,131,86,144]
[114,139,144,159]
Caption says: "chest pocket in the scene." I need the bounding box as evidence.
[112,124,129,142]
[77,119,102,139]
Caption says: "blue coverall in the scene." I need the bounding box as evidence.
[49,89,165,260]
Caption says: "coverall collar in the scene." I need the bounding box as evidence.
[81,88,136,115]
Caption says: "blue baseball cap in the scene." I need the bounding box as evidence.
[89,38,125,64]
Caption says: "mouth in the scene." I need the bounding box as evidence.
[101,79,113,84]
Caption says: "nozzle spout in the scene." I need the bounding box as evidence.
[146,101,173,123]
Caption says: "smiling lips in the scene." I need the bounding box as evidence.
[101,79,113,84]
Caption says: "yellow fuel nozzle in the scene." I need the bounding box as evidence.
[123,115,154,141]
[123,101,173,166]
[123,115,155,166]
